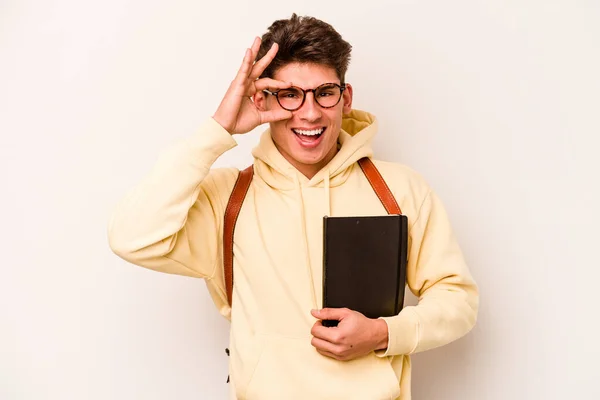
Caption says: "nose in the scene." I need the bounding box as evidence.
[297,92,322,122]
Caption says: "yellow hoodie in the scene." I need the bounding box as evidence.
[108,110,478,400]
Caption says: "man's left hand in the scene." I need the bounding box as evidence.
[310,308,389,361]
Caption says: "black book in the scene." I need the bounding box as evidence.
[322,214,408,327]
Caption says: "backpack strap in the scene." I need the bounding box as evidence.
[357,158,402,214]
[223,165,254,306]
[222,157,401,307]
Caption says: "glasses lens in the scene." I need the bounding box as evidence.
[277,87,304,110]
[315,84,342,108]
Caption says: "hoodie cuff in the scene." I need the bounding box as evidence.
[374,307,420,357]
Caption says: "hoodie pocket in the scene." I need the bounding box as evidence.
[230,333,265,400]
[243,335,400,400]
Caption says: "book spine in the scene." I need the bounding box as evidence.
[394,217,402,315]
[395,216,408,314]
[322,216,328,309]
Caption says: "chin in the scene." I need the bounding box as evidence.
[293,156,326,167]
[289,145,330,163]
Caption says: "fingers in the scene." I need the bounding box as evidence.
[258,109,293,125]
[250,42,279,80]
[312,308,350,321]
[311,337,350,361]
[311,321,338,343]
[235,36,278,84]
[311,336,338,354]
[254,78,292,92]
[236,35,280,85]
[236,48,253,80]
[250,36,261,59]
[316,349,341,360]
[311,319,348,345]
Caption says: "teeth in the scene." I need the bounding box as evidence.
[293,128,324,136]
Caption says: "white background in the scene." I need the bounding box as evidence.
[1,0,599,399]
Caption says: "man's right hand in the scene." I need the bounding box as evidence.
[213,37,293,135]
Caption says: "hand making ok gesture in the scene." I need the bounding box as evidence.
[213,37,293,135]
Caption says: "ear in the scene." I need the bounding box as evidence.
[342,83,353,114]
[253,91,269,111]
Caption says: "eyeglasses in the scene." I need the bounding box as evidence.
[263,82,347,111]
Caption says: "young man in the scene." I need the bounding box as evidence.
[108,14,478,400]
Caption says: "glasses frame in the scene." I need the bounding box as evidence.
[263,82,347,111]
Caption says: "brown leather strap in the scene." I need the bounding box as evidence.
[223,157,401,307]
[358,158,402,215]
[223,165,254,306]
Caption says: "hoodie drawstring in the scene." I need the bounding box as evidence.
[324,171,331,217]
[295,174,318,309]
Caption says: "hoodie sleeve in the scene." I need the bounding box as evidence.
[376,189,479,357]
[107,118,238,280]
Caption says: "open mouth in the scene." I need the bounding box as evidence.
[292,128,325,145]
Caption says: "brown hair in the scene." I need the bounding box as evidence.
[257,14,352,83]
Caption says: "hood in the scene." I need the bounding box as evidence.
[251,109,378,190]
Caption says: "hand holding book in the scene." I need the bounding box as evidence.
[309,308,389,361]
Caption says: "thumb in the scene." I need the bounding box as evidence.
[311,308,348,321]
[259,109,293,124]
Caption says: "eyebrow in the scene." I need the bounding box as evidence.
[286,82,342,90]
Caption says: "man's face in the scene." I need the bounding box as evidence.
[257,62,353,178]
